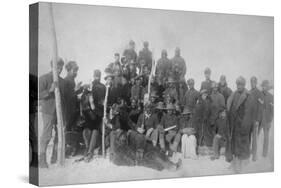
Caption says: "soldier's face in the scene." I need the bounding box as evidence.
[167,109,173,115]
[57,64,63,75]
[202,93,207,100]
[205,73,211,80]
[114,55,120,62]
[188,83,194,89]
[70,67,78,78]
[237,83,245,92]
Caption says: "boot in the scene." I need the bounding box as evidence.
[39,153,48,168]
[51,148,57,164]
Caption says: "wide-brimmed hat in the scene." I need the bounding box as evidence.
[182,107,192,115]
[155,102,165,110]
[166,103,176,110]
[200,89,208,95]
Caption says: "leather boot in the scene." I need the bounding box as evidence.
[51,147,57,164]
[39,153,48,168]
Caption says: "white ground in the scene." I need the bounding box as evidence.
[38,126,274,186]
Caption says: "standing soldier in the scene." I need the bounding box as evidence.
[138,41,152,72]
[218,75,232,105]
[64,61,83,157]
[131,76,144,102]
[249,76,264,161]
[260,80,273,158]
[193,89,212,148]
[106,53,123,87]
[227,76,256,172]
[64,61,82,131]
[38,58,65,168]
[123,40,138,64]
[200,67,214,95]
[156,49,172,85]
[171,47,186,82]
[210,82,225,123]
[163,77,178,104]
[183,78,200,113]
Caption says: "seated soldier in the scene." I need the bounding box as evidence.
[179,107,197,159]
[157,103,180,154]
[211,108,228,160]
[136,104,159,146]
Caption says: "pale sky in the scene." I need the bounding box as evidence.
[38,2,274,91]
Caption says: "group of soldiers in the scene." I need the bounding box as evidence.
[36,40,274,172]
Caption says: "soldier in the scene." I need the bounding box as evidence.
[120,75,131,106]
[128,98,142,126]
[249,76,264,161]
[158,104,180,153]
[179,107,197,159]
[136,104,159,146]
[218,75,232,105]
[64,61,82,131]
[138,41,152,72]
[131,76,144,102]
[260,80,273,158]
[38,58,65,168]
[178,79,188,110]
[123,40,138,64]
[64,61,83,157]
[193,89,213,148]
[210,82,225,123]
[183,78,200,113]
[155,49,172,85]
[200,67,214,95]
[163,77,178,104]
[211,108,229,160]
[227,76,256,172]
[106,53,122,76]
[171,47,186,82]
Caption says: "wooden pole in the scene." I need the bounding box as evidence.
[48,3,65,166]
[102,85,110,157]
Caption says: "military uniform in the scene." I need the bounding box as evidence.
[170,55,186,81]
[138,48,152,71]
[200,79,214,95]
[183,88,200,113]
[156,57,172,84]
[218,83,232,105]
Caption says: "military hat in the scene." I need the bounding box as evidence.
[200,89,208,95]
[204,67,211,74]
[182,107,192,115]
[166,103,176,110]
[155,102,165,110]
[50,57,64,67]
[261,80,270,87]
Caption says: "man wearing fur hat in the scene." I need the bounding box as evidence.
[123,40,138,64]
[138,41,152,72]
[227,76,256,172]
[218,75,232,105]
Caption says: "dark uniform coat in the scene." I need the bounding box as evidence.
[183,88,200,112]
[136,113,159,130]
[200,79,214,95]
[218,83,232,105]
[170,56,186,81]
[249,87,264,124]
[138,48,152,71]
[156,57,172,84]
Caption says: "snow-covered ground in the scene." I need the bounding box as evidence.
[38,125,274,186]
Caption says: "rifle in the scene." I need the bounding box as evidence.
[102,84,110,157]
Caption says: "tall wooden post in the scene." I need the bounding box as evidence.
[48,3,65,166]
